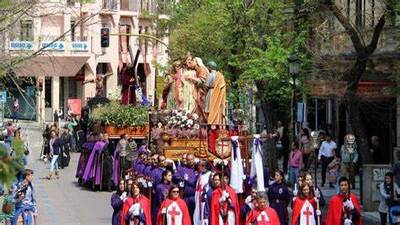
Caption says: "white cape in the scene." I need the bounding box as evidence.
[250,134,265,191]
[230,136,244,193]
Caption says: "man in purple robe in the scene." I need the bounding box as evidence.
[112,144,121,187]
[133,152,147,176]
[76,139,96,179]
[174,154,197,217]
[150,155,166,186]
[82,134,108,188]
[143,153,158,178]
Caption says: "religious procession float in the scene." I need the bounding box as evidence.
[76,51,268,192]
[88,52,256,161]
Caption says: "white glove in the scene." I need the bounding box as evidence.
[316,210,321,216]
[203,219,209,225]
[129,203,141,216]
[344,218,353,225]
[292,197,297,202]
[344,200,354,210]
[293,189,298,196]
[314,188,320,198]
[120,192,127,201]
[222,191,229,199]
[220,196,227,202]
[244,196,252,204]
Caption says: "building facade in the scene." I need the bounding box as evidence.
[306,0,400,163]
[4,0,169,122]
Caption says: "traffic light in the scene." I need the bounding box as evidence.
[100,27,110,48]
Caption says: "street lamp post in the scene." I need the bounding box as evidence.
[288,54,300,143]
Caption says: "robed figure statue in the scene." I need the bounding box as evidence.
[121,64,136,105]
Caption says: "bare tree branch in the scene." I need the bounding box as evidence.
[366,14,386,55]
[320,1,365,53]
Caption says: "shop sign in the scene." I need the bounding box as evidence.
[71,41,89,51]
[9,41,33,51]
[41,41,65,51]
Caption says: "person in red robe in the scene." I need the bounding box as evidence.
[156,185,192,225]
[291,184,321,225]
[121,64,136,105]
[326,176,362,225]
[121,181,152,225]
[210,173,240,225]
[245,193,281,225]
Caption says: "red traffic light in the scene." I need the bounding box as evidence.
[101,27,110,48]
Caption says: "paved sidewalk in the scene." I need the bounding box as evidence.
[19,122,112,225]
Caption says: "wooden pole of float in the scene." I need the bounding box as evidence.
[110,33,170,51]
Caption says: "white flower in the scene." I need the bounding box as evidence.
[180,124,185,128]
[192,114,199,120]
[194,124,200,129]
[188,119,193,125]
[182,116,188,121]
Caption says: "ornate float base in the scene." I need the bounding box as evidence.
[163,139,211,160]
[105,125,149,139]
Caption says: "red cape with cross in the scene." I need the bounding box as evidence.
[291,197,317,225]
[244,207,281,225]
[325,193,362,225]
[210,185,241,225]
[156,198,191,225]
[120,195,152,225]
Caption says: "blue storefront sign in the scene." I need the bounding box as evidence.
[9,41,33,51]
[41,41,65,51]
[71,41,89,51]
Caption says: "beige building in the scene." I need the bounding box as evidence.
[305,0,400,163]
[5,0,169,122]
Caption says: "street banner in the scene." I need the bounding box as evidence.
[297,102,304,123]
[67,99,82,115]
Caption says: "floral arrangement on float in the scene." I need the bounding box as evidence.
[168,109,200,130]
[151,109,205,140]
[90,101,149,136]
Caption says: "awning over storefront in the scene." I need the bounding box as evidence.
[16,56,90,77]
